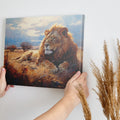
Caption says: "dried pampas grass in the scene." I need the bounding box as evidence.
[91,40,120,120]
[76,85,91,120]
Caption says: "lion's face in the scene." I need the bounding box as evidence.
[43,27,68,55]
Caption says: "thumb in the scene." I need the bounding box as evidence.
[69,71,81,82]
[0,68,6,80]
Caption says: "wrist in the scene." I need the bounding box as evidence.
[62,95,80,109]
[56,96,76,116]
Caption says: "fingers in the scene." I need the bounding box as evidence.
[0,68,6,80]
[79,72,87,79]
[0,67,3,78]
[5,85,10,91]
[0,68,14,89]
[78,73,89,97]
[76,72,87,83]
[69,71,81,82]
[0,67,2,75]
[72,72,87,89]
[0,67,14,97]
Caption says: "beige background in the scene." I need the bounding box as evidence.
[0,0,120,120]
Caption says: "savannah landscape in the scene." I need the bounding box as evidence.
[4,42,83,88]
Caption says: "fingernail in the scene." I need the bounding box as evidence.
[2,68,5,71]
[76,71,81,75]
[2,68,6,73]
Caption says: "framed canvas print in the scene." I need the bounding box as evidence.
[4,15,84,88]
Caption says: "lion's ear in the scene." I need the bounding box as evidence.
[45,30,50,36]
[60,27,68,37]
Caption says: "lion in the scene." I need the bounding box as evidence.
[16,24,81,73]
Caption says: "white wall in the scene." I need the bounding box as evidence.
[0,0,120,119]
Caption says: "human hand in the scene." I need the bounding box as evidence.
[64,71,89,107]
[0,67,14,97]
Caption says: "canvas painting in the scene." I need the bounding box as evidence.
[4,15,84,88]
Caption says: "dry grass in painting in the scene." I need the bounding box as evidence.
[91,40,120,120]
[4,50,65,88]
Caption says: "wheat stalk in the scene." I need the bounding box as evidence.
[91,40,120,120]
[76,84,91,120]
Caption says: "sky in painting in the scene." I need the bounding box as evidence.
[5,15,84,48]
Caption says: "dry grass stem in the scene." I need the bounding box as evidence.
[91,40,120,120]
[76,85,91,120]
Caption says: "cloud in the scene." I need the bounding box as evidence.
[7,16,63,37]
[71,20,82,26]
[17,16,62,30]
[26,29,40,37]
[31,39,41,42]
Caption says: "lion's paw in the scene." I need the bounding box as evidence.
[58,61,69,72]
[40,60,58,73]
[49,67,58,73]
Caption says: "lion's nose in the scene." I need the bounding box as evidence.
[45,43,49,48]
